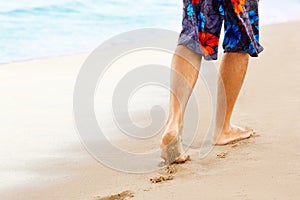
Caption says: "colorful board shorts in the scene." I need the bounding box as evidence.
[178,0,264,60]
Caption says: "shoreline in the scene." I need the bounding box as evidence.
[1,20,300,199]
[1,19,300,66]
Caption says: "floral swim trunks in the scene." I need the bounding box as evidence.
[178,0,264,60]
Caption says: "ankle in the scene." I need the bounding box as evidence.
[215,124,231,135]
[166,116,183,129]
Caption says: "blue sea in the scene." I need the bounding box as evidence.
[1,0,300,64]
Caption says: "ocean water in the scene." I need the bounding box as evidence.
[0,0,300,64]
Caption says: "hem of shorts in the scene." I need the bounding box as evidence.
[224,46,264,57]
[177,42,218,61]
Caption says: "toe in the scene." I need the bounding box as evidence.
[174,155,190,164]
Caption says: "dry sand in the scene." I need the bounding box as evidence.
[1,21,300,200]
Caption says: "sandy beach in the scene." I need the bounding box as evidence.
[1,21,300,200]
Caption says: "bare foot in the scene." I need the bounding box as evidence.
[214,125,254,145]
[160,127,189,164]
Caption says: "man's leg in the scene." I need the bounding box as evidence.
[214,52,253,145]
[160,45,201,162]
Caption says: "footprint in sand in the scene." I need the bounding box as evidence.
[150,175,174,183]
[149,162,184,183]
[217,152,228,158]
[165,163,179,174]
[95,190,134,200]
